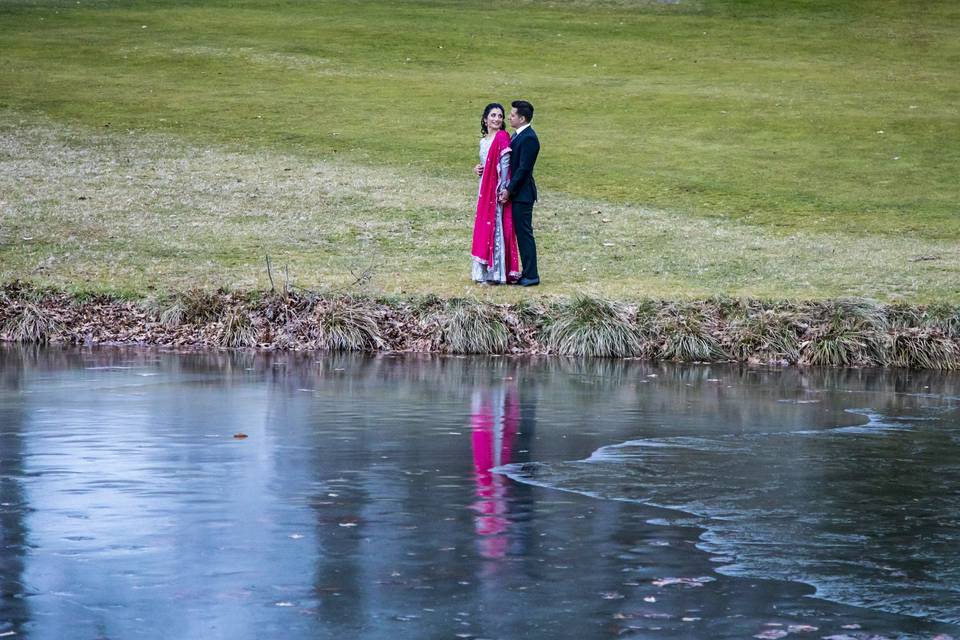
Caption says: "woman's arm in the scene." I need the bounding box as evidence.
[497,149,510,191]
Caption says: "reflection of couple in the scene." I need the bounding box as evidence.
[471,100,541,287]
[470,383,519,559]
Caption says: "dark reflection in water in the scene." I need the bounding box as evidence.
[0,348,30,638]
[0,346,958,639]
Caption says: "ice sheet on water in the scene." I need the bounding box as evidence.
[498,406,960,624]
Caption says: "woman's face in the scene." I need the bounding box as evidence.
[485,108,504,132]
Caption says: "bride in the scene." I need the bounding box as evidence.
[471,103,521,285]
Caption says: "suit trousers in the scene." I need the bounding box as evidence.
[511,201,538,281]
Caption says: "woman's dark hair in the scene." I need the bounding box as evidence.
[480,102,506,136]
[512,100,534,123]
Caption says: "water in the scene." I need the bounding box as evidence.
[1,346,959,639]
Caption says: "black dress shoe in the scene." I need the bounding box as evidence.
[518,277,540,287]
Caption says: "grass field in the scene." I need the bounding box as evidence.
[1,0,958,302]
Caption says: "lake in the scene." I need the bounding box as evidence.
[1,346,958,639]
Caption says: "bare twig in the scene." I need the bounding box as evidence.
[349,261,375,287]
[265,254,276,292]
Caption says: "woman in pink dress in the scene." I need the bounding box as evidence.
[471,103,521,285]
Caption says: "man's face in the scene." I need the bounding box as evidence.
[508,107,525,130]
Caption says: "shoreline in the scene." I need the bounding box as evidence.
[1,281,958,369]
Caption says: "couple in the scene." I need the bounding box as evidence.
[470,100,540,287]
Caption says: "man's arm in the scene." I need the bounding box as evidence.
[506,136,540,197]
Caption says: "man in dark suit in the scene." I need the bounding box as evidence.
[499,100,540,286]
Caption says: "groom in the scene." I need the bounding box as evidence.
[499,100,540,287]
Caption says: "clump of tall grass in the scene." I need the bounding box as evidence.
[631,298,661,339]
[217,308,259,348]
[884,303,925,329]
[884,328,958,370]
[1,281,49,304]
[0,290,10,323]
[822,298,888,330]
[653,303,728,362]
[926,302,960,339]
[305,297,385,352]
[800,298,886,367]
[725,309,802,364]
[158,299,186,328]
[0,302,62,343]
[429,299,510,354]
[543,296,645,357]
[158,289,227,327]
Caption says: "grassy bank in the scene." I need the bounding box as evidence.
[2,1,959,302]
[2,282,958,369]
[2,0,958,239]
[2,116,958,302]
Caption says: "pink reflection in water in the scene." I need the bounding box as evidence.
[470,383,518,559]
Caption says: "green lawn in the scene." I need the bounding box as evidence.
[1,0,959,301]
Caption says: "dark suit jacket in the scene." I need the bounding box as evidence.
[507,126,540,203]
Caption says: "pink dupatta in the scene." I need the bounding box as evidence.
[471,129,521,282]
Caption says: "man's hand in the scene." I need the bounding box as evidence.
[474,164,483,177]
[498,189,509,203]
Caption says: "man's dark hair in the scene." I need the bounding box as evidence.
[512,100,534,123]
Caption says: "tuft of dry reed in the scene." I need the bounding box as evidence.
[543,296,646,358]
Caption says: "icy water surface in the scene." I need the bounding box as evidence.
[1,346,959,639]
